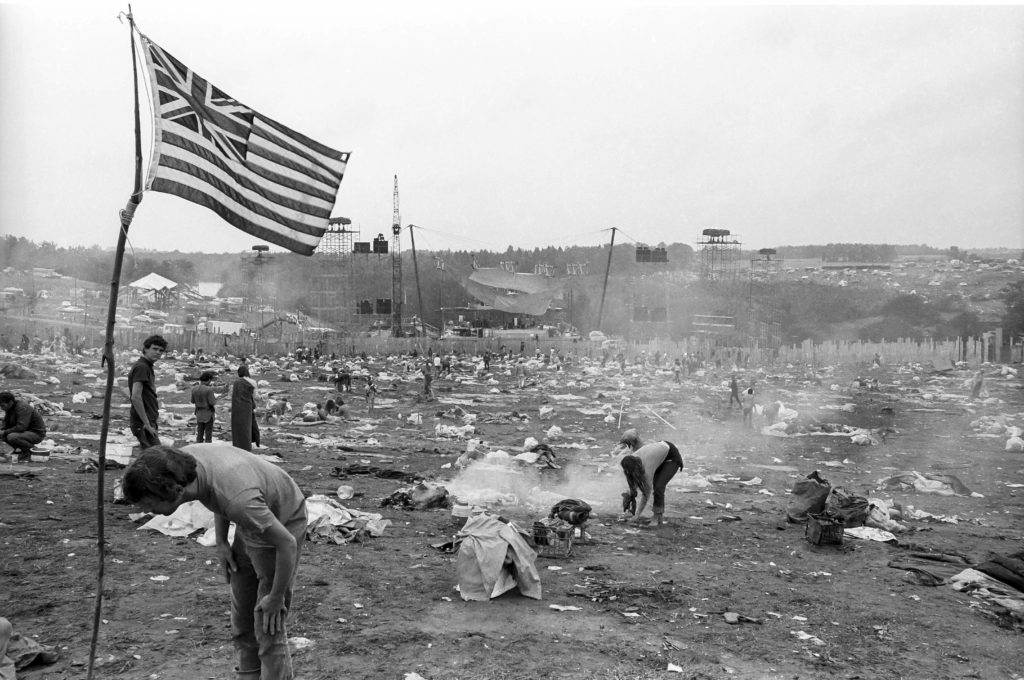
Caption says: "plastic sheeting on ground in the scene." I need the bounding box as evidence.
[456,513,541,601]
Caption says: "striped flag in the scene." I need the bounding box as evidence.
[139,34,349,256]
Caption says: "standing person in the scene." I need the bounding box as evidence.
[482,350,491,371]
[615,429,683,526]
[742,384,756,429]
[191,371,217,443]
[513,359,526,389]
[0,392,46,463]
[129,334,168,449]
[230,365,260,451]
[364,375,377,414]
[422,360,434,399]
[729,375,742,407]
[122,444,306,680]
[333,365,352,393]
[672,359,682,384]
[969,370,985,400]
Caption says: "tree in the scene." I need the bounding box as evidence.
[1002,279,1024,339]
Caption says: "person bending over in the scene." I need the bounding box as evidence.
[617,429,683,526]
[123,444,306,680]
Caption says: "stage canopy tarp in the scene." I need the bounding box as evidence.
[461,268,561,316]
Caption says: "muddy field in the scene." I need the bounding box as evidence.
[2,350,1023,680]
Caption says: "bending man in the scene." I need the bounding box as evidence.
[616,429,683,526]
[123,444,306,680]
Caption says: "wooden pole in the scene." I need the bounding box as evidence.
[87,8,145,680]
[596,227,617,331]
[408,224,425,335]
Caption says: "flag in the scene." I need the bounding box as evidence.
[139,34,349,256]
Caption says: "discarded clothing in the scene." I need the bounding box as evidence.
[549,498,591,526]
[380,482,452,510]
[305,495,391,544]
[976,551,1024,594]
[881,471,973,497]
[786,471,831,523]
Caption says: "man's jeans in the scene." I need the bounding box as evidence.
[230,529,303,680]
[3,431,43,458]
[130,423,160,449]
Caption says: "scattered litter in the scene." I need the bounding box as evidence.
[844,526,897,543]
[549,604,581,612]
[791,630,825,646]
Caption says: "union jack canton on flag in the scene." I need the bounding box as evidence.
[139,34,349,256]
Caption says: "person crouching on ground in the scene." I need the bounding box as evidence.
[0,392,46,463]
[122,444,307,680]
[615,429,683,526]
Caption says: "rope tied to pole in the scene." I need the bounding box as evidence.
[120,199,138,226]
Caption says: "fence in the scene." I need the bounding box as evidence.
[2,315,1016,367]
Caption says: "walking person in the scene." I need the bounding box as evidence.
[729,374,742,407]
[122,444,306,680]
[129,334,168,449]
[230,364,260,451]
[0,392,46,463]
[615,429,683,526]
[190,371,217,443]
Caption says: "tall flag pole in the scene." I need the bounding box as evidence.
[87,13,350,676]
[88,7,145,679]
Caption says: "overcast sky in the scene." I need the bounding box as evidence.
[2,1,1022,255]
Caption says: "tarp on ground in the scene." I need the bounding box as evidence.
[462,268,561,316]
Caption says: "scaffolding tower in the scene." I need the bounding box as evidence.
[697,228,743,282]
[748,247,782,349]
[311,218,358,326]
[391,175,403,336]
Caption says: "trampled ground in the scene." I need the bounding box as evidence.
[2,351,1023,680]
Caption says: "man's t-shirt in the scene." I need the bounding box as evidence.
[190,384,217,423]
[185,443,306,548]
[633,441,671,491]
[128,356,159,427]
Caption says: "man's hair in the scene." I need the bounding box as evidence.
[199,371,215,382]
[619,428,641,450]
[122,445,198,504]
[620,454,650,499]
[237,364,250,377]
[0,391,15,406]
[143,334,168,350]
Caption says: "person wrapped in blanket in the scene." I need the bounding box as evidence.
[615,429,683,526]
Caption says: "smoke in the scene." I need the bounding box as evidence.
[443,456,625,515]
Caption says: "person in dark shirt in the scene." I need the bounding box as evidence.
[729,375,742,407]
[0,392,47,463]
[190,371,217,443]
[128,334,167,448]
[230,364,260,451]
